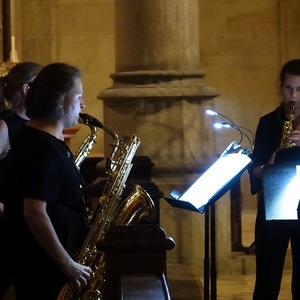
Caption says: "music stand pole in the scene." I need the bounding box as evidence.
[204,207,210,300]
[204,203,217,300]
[210,203,217,300]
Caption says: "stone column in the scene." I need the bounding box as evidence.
[99,0,218,168]
[98,0,218,267]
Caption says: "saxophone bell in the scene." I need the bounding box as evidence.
[113,184,155,225]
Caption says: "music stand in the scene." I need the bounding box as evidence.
[165,145,251,300]
[262,163,300,221]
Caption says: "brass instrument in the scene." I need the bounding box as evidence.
[58,117,155,300]
[113,184,154,225]
[75,113,102,168]
[280,101,296,149]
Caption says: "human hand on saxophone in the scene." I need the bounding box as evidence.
[61,257,92,289]
[253,149,281,179]
[287,129,300,146]
[265,129,300,167]
[24,198,93,291]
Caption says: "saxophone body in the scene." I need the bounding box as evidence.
[280,101,296,149]
[73,183,155,300]
[275,101,299,163]
[58,115,155,300]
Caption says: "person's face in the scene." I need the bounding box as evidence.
[282,73,300,107]
[63,77,85,128]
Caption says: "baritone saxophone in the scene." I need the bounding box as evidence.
[57,114,155,300]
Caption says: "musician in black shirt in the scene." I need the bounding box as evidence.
[0,62,42,298]
[3,63,92,300]
[249,59,300,300]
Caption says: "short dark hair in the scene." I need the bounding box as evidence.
[280,59,300,86]
[26,63,82,121]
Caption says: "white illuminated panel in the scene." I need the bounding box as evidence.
[263,163,300,221]
[178,153,251,209]
[275,165,300,219]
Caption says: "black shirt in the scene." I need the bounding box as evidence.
[0,110,27,199]
[0,109,27,141]
[249,106,284,194]
[4,125,88,273]
[0,110,27,269]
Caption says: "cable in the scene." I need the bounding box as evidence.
[206,109,254,154]
[214,122,254,153]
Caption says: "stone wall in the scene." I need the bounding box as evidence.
[4,0,300,276]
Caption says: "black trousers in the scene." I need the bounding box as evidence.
[0,279,12,299]
[0,221,12,299]
[253,200,300,300]
[11,254,66,300]
[13,271,65,300]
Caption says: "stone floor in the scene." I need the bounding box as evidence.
[166,209,293,300]
[167,263,292,300]
[167,263,203,300]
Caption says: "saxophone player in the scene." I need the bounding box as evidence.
[2,63,92,299]
[0,62,42,298]
[249,59,300,300]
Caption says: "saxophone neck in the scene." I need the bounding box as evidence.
[288,101,295,119]
[79,113,119,143]
[74,113,102,168]
[97,123,119,172]
[102,124,119,148]
[79,113,103,128]
[284,101,296,121]
[78,113,120,172]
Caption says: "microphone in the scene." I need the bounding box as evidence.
[206,109,254,154]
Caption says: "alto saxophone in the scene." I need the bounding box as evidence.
[58,116,155,300]
[280,101,296,149]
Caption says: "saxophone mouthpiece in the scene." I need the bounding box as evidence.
[79,113,104,128]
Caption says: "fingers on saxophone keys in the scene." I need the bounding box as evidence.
[76,280,82,289]
[289,138,299,146]
[80,267,92,286]
[84,266,92,277]
[77,277,87,289]
[81,277,88,287]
